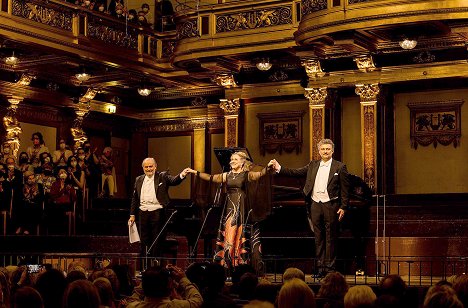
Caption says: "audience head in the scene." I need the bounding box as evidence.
[277,278,316,308]
[24,171,35,185]
[317,271,349,300]
[253,279,278,304]
[39,152,53,166]
[102,268,120,299]
[31,132,44,146]
[66,270,87,284]
[379,274,407,300]
[111,264,134,297]
[93,277,114,308]
[374,294,400,308]
[63,279,100,308]
[35,268,67,308]
[283,267,305,282]
[423,284,463,308]
[19,152,29,164]
[344,285,376,308]
[243,300,275,308]
[238,272,259,300]
[453,274,468,307]
[141,266,172,298]
[185,262,209,291]
[12,286,44,308]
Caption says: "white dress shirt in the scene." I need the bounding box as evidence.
[139,175,162,211]
[312,159,332,203]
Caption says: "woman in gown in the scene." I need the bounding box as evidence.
[187,151,272,274]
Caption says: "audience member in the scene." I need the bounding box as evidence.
[243,300,274,308]
[93,277,116,308]
[201,263,236,308]
[15,171,44,235]
[125,264,203,308]
[344,285,376,308]
[277,278,316,308]
[423,284,463,308]
[11,286,44,308]
[316,271,348,308]
[18,152,33,174]
[35,268,67,308]
[238,272,259,302]
[63,279,101,308]
[47,167,76,234]
[374,294,400,308]
[453,274,468,307]
[99,147,116,198]
[1,142,15,164]
[4,157,23,234]
[27,132,49,169]
[282,267,305,282]
[53,139,73,167]
[379,274,407,301]
[253,279,277,305]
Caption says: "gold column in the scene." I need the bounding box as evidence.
[304,87,327,161]
[3,96,23,159]
[71,100,91,150]
[191,119,206,172]
[355,83,379,190]
[219,98,240,147]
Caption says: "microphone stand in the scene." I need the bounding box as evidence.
[189,207,212,259]
[144,209,178,271]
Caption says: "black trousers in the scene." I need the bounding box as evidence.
[138,208,167,258]
[310,200,340,271]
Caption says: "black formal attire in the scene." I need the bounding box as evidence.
[279,158,350,272]
[130,171,185,258]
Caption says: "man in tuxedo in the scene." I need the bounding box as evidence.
[269,138,350,277]
[128,158,190,261]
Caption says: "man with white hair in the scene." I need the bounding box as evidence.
[128,158,190,263]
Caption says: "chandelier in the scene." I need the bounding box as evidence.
[256,58,272,71]
[4,51,19,66]
[399,38,418,50]
[137,87,152,96]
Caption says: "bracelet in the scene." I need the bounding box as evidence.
[196,171,200,177]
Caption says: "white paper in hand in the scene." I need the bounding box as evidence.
[129,222,140,243]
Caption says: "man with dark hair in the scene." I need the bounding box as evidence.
[126,265,203,308]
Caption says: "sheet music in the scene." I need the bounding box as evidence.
[129,223,140,243]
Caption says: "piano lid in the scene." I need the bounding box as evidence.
[213,147,253,172]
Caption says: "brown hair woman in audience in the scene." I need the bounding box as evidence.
[186,151,273,274]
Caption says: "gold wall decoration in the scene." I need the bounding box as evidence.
[301,59,325,79]
[71,101,90,148]
[216,6,292,33]
[162,40,176,58]
[301,0,327,16]
[408,100,464,149]
[219,98,240,115]
[257,111,304,155]
[356,83,379,191]
[177,18,199,39]
[80,88,98,102]
[354,55,376,72]
[87,16,138,49]
[12,0,73,31]
[3,97,23,159]
[348,0,372,4]
[214,74,237,88]
[225,116,238,147]
[305,87,327,160]
[16,73,35,86]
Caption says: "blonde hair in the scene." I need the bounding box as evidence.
[344,285,376,308]
[283,267,305,282]
[277,278,316,308]
[232,151,252,172]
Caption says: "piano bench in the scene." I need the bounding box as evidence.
[162,237,179,264]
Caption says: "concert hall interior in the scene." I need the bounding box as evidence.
[0,0,468,305]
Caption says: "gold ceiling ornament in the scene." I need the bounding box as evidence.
[355,83,380,102]
[301,59,325,79]
[304,87,328,105]
[213,73,237,88]
[219,98,240,115]
[80,88,98,102]
[354,55,376,72]
[16,73,36,86]
[3,97,23,159]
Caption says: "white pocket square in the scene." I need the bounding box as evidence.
[158,183,163,186]
[334,173,339,176]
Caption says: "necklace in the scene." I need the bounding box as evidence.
[230,170,242,179]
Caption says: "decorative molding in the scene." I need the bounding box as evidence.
[191,96,207,107]
[3,97,24,159]
[219,98,240,115]
[162,40,177,58]
[311,107,324,160]
[216,6,292,33]
[177,18,199,39]
[12,0,73,31]
[354,55,376,72]
[268,70,288,82]
[355,83,380,102]
[213,74,237,88]
[408,100,464,149]
[257,111,304,156]
[348,0,374,4]
[301,0,327,16]
[413,51,436,64]
[87,16,138,50]
[362,103,377,190]
[225,117,238,147]
[304,87,328,105]
[301,59,325,79]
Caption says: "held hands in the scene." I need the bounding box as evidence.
[268,159,280,172]
[180,168,195,178]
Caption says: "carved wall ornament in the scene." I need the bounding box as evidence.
[408,100,464,149]
[362,103,377,190]
[191,96,207,107]
[413,51,436,64]
[225,117,238,147]
[87,16,138,49]
[80,88,98,102]
[3,97,23,159]
[301,59,325,79]
[213,74,237,88]
[12,0,73,31]
[268,70,288,82]
[216,6,292,33]
[311,107,324,160]
[354,55,376,72]
[301,0,327,16]
[355,83,380,102]
[219,98,240,115]
[257,111,304,155]
[304,87,328,105]
[16,73,36,86]
[177,19,199,39]
[162,40,176,58]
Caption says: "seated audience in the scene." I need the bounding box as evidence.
[282,267,305,282]
[243,300,274,308]
[11,286,44,308]
[35,268,67,308]
[63,279,101,308]
[453,274,468,307]
[423,284,463,308]
[201,263,236,308]
[344,285,376,308]
[253,279,278,305]
[93,277,116,308]
[316,272,348,308]
[277,278,316,308]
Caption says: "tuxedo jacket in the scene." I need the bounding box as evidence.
[130,171,184,216]
[279,159,350,209]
